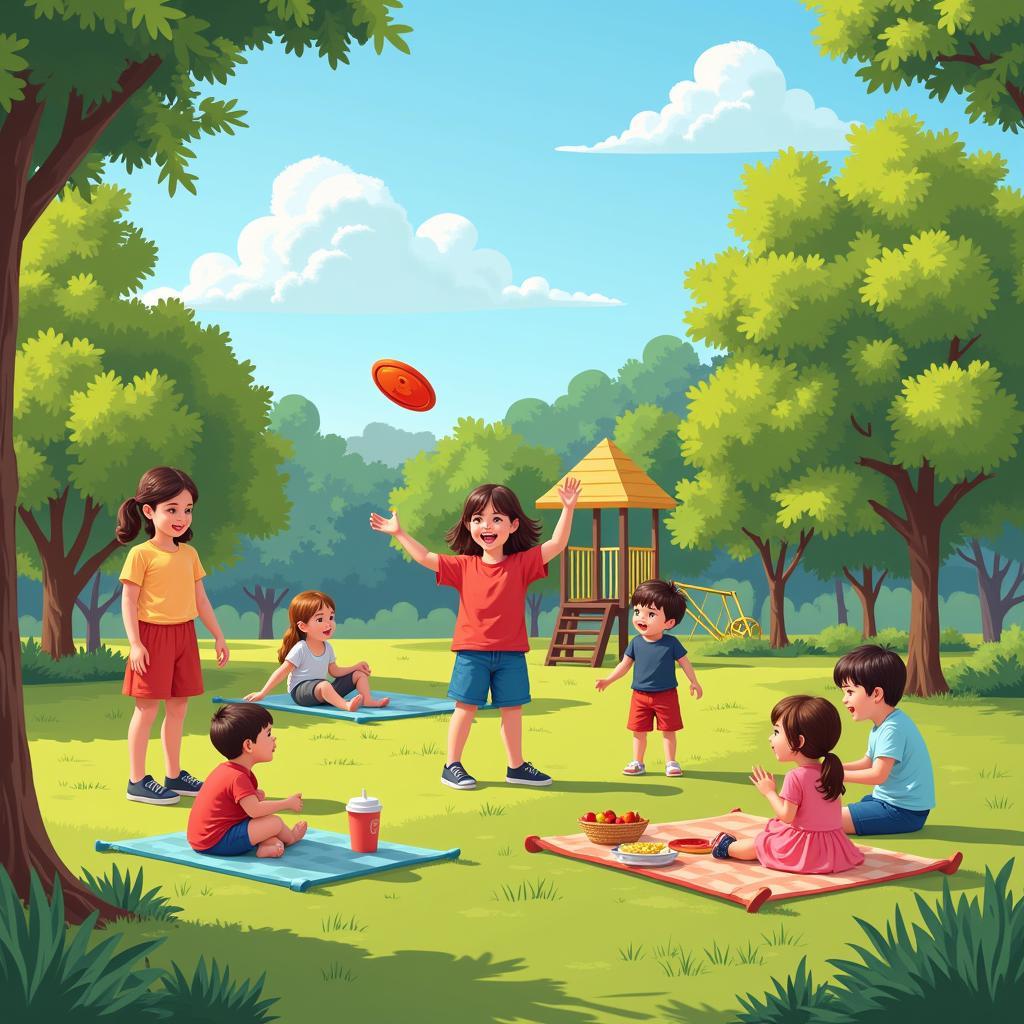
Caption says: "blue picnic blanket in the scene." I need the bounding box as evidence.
[211,690,470,723]
[95,828,460,892]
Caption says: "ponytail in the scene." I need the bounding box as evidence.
[115,498,144,544]
[277,623,305,664]
[817,752,845,802]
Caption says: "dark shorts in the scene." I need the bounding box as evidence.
[448,651,530,708]
[122,620,203,700]
[849,793,930,836]
[290,673,357,707]
[198,819,255,857]
[627,688,683,732]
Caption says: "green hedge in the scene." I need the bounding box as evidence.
[20,638,126,684]
[947,627,1024,698]
[704,637,825,658]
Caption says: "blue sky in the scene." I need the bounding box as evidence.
[109,0,1024,439]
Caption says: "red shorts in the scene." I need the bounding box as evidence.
[628,688,683,732]
[122,620,204,700]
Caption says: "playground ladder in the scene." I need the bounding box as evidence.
[545,601,617,668]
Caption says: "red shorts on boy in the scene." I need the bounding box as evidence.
[122,620,204,699]
[628,689,683,732]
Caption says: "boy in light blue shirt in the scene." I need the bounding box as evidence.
[833,645,935,835]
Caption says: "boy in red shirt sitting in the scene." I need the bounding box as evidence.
[187,703,306,858]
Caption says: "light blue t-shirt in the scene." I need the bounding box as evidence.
[867,708,935,811]
[284,640,335,694]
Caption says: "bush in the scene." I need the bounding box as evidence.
[158,958,278,1023]
[0,868,165,1020]
[81,864,182,921]
[20,638,126,684]
[872,627,909,650]
[732,860,1023,1022]
[939,627,972,651]
[705,637,824,658]
[813,625,864,655]
[947,627,1024,698]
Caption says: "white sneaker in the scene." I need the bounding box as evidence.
[622,760,646,776]
[665,761,683,777]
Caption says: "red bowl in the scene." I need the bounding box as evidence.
[668,837,712,855]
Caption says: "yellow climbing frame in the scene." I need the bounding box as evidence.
[672,582,761,641]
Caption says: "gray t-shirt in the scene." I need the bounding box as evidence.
[285,640,335,694]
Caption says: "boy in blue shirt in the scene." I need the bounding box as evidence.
[596,580,703,777]
[834,644,935,835]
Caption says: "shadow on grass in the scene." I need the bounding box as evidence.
[675,770,752,787]
[658,1001,735,1024]
[112,919,653,1023]
[901,823,1024,847]
[886,867,987,894]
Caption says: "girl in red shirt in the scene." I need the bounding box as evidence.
[371,478,580,790]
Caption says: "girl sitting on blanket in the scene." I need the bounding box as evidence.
[244,590,389,711]
[711,695,864,874]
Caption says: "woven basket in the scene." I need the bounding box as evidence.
[578,817,649,845]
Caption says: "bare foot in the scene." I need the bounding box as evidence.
[257,839,285,858]
[287,820,309,845]
[376,697,390,708]
[345,693,364,712]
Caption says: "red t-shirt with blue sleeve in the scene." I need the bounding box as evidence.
[436,546,548,652]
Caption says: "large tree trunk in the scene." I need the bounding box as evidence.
[742,528,814,648]
[842,565,886,638]
[860,459,988,697]
[19,492,122,659]
[834,578,848,626]
[957,540,1023,644]
[526,592,543,638]
[75,573,121,652]
[243,584,289,639]
[0,82,123,925]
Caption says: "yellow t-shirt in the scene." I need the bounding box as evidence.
[119,541,206,625]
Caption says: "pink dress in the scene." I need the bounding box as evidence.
[754,764,864,874]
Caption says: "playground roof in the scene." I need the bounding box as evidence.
[535,438,676,510]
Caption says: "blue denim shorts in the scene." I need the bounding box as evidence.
[199,818,256,857]
[448,651,531,708]
[849,793,930,836]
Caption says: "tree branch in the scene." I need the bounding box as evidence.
[858,456,903,484]
[850,415,872,438]
[956,542,980,569]
[871,569,888,600]
[948,333,981,364]
[867,499,910,538]
[936,471,992,521]
[936,49,998,67]
[20,55,162,238]
[74,538,123,590]
[17,506,50,553]
[66,495,102,573]
[841,565,862,591]
[780,529,813,585]
[272,587,290,610]
[98,585,122,617]
[242,586,256,603]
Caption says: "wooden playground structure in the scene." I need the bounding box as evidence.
[536,439,760,667]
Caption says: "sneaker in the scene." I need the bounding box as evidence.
[506,761,552,787]
[711,832,736,859]
[441,761,477,790]
[164,769,203,796]
[665,761,683,777]
[622,760,646,776]
[126,775,180,805]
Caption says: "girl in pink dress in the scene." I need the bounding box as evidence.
[711,695,864,874]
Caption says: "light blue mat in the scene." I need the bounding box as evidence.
[211,690,468,723]
[95,828,460,892]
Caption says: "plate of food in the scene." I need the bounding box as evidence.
[668,837,713,855]
[612,842,678,867]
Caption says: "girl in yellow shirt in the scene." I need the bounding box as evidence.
[117,466,229,806]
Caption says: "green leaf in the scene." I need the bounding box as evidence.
[0,33,29,112]
[125,0,186,41]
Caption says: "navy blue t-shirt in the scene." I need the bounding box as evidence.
[624,634,687,692]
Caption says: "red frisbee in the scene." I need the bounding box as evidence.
[371,359,436,412]
[668,838,713,855]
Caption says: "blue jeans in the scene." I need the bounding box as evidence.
[448,651,531,708]
[849,793,930,836]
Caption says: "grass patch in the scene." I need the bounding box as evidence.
[706,701,742,711]
[321,962,357,982]
[979,765,1010,780]
[986,795,1014,810]
[704,940,734,966]
[320,757,358,766]
[619,942,645,961]
[104,709,124,720]
[761,923,802,947]
[360,729,379,740]
[321,913,367,933]
[736,941,764,965]
[493,878,561,902]
[310,732,335,741]
[497,845,512,857]
[58,780,106,791]
[479,801,506,817]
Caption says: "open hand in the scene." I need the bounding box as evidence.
[354,661,371,675]
[129,642,150,675]
[750,765,776,796]
[595,677,613,692]
[216,638,230,667]
[287,792,303,813]
[690,680,703,699]
[558,476,582,510]
[243,691,264,702]
[369,509,401,535]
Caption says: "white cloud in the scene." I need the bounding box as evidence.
[144,157,622,313]
[556,41,855,155]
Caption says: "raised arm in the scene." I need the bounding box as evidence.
[369,509,439,572]
[540,477,581,564]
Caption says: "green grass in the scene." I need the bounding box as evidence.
[321,914,367,934]
[22,635,1020,1022]
[478,801,506,817]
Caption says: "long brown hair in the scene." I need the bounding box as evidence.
[278,590,336,663]
[115,467,199,546]
[770,695,845,801]
[445,483,541,556]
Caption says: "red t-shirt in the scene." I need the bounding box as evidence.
[436,546,548,652]
[186,761,258,851]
